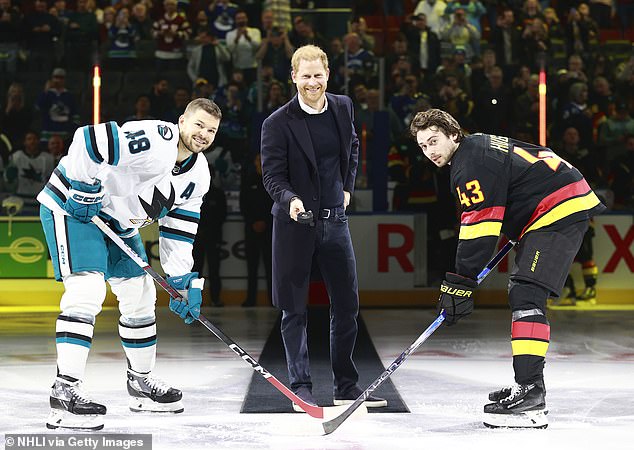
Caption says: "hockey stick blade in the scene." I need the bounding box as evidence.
[91,216,336,419]
[322,240,517,435]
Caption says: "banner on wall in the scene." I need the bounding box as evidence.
[0,218,49,278]
[1,215,633,292]
[139,214,634,291]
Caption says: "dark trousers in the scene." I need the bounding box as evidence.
[192,236,222,305]
[281,208,360,394]
[244,225,272,304]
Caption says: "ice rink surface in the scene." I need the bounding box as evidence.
[1,307,633,450]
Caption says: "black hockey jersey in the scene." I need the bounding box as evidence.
[450,133,605,279]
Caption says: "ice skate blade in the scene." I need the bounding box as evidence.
[483,409,548,429]
[46,409,104,431]
[129,397,184,413]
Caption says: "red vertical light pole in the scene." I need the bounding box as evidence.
[93,65,101,125]
[539,67,546,146]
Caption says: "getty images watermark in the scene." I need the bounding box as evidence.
[3,434,151,450]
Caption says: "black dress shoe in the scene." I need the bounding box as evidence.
[334,385,387,408]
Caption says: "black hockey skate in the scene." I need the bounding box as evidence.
[46,377,106,431]
[484,382,548,429]
[127,370,184,413]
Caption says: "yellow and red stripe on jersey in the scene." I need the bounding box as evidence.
[458,206,505,240]
[521,179,602,237]
[511,321,550,357]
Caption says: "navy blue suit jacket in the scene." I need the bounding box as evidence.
[260,93,359,311]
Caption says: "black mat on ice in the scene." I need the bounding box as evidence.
[240,307,409,414]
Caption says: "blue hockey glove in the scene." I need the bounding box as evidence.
[167,272,203,324]
[438,273,478,326]
[64,179,104,223]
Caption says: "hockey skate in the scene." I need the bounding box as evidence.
[127,370,184,413]
[484,382,548,429]
[46,377,106,431]
[548,286,576,307]
[576,286,597,304]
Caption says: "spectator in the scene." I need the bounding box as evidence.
[130,2,153,40]
[206,0,238,41]
[225,10,261,84]
[470,48,497,91]
[107,8,138,71]
[148,77,174,121]
[356,87,404,144]
[598,102,634,160]
[558,81,594,148]
[413,0,448,35]
[521,16,550,72]
[259,9,274,36]
[517,0,545,28]
[349,16,375,51]
[514,73,541,137]
[589,0,615,29]
[287,16,326,49]
[589,76,615,118]
[47,134,66,162]
[389,74,425,125]
[434,73,474,129]
[445,0,487,35]
[0,0,23,77]
[564,6,595,60]
[332,32,378,93]
[152,0,191,72]
[542,7,563,40]
[440,7,480,62]
[64,0,98,70]
[239,152,273,307]
[187,30,231,89]
[98,7,116,45]
[474,66,513,134]
[490,8,523,77]
[217,82,250,164]
[3,130,55,213]
[23,0,62,73]
[256,26,294,83]
[263,79,287,115]
[263,0,291,32]
[401,13,441,79]
[124,94,155,122]
[36,68,80,145]
[192,171,227,307]
[165,87,191,123]
[1,82,33,150]
[384,35,416,82]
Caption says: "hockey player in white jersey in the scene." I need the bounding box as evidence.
[37,98,222,430]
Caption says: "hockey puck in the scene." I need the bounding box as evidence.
[297,211,314,225]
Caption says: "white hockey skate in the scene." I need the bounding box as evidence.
[483,382,548,429]
[46,377,106,431]
[127,370,184,413]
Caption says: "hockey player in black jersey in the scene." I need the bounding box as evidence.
[410,109,605,429]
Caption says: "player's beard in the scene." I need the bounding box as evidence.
[179,130,209,154]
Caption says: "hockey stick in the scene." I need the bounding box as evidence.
[91,215,339,419]
[322,240,517,435]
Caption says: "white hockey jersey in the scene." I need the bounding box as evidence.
[37,120,211,276]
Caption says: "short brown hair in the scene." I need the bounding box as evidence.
[291,44,329,73]
[409,108,464,141]
[184,98,222,120]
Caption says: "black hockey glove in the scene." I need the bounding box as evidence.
[437,273,478,326]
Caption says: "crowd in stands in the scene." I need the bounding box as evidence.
[1,0,633,220]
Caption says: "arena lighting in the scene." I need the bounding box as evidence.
[93,65,101,125]
[539,68,546,146]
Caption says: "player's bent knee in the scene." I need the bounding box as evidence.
[60,272,107,317]
[508,279,550,313]
[111,274,157,319]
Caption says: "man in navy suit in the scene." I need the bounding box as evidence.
[260,45,386,411]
